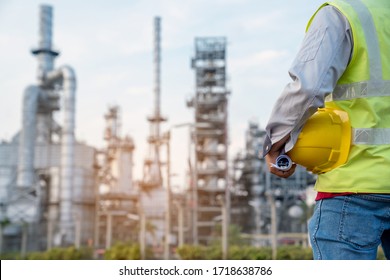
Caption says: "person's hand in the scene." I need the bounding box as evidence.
[265,134,296,178]
[265,150,296,178]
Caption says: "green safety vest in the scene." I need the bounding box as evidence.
[309,0,390,193]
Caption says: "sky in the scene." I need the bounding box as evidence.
[0,0,325,189]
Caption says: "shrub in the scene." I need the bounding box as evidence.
[229,246,272,260]
[177,245,314,260]
[176,245,207,260]
[104,242,153,260]
[26,246,93,260]
[276,246,312,260]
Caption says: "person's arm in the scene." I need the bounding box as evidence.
[263,5,353,177]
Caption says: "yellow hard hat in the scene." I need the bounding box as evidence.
[287,107,351,174]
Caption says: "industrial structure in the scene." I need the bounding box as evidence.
[94,106,138,252]
[0,5,97,254]
[0,4,317,259]
[187,37,230,246]
[232,121,315,246]
[141,17,166,192]
[95,16,171,259]
[138,16,170,258]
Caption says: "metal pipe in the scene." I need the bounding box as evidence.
[154,17,161,129]
[46,65,76,245]
[139,202,146,259]
[174,201,184,248]
[152,16,162,186]
[21,222,28,258]
[223,99,230,258]
[164,132,171,259]
[268,193,277,260]
[105,213,112,249]
[192,126,199,245]
[34,5,58,83]
[17,86,41,188]
[16,5,76,248]
[18,4,55,189]
[220,196,228,260]
[74,213,81,249]
[264,164,277,259]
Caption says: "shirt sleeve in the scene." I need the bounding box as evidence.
[262,5,353,157]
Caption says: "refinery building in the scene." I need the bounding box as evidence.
[0,4,314,259]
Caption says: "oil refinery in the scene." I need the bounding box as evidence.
[0,4,315,259]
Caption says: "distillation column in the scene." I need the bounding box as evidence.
[95,106,137,251]
[12,4,77,247]
[187,37,230,245]
[141,17,167,190]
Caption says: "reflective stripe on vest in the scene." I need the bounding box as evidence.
[326,80,390,101]
[327,0,389,102]
[326,0,390,146]
[353,128,390,145]
[346,0,382,81]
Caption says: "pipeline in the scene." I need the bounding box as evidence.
[45,66,76,244]
[17,86,41,188]
[16,4,77,245]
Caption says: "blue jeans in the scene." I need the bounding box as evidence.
[308,194,390,260]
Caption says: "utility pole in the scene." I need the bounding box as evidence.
[0,202,6,254]
[175,200,184,247]
[139,202,146,260]
[164,131,171,260]
[268,193,277,260]
[74,213,81,249]
[265,167,277,260]
[105,213,112,249]
[221,196,228,260]
[21,221,28,259]
[192,125,199,245]
[223,98,230,259]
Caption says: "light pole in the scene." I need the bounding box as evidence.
[170,122,211,246]
[21,220,28,259]
[127,208,146,260]
[163,131,171,260]
[217,194,229,260]
[265,165,277,260]
[74,212,81,249]
[173,200,184,248]
[105,213,112,250]
[0,202,5,254]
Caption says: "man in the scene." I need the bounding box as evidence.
[263,0,390,259]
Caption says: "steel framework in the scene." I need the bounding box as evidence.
[187,37,230,245]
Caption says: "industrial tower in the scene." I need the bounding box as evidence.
[140,17,166,191]
[139,17,169,257]
[0,5,97,254]
[94,106,138,252]
[187,37,230,245]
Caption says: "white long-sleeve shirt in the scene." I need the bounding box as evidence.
[262,5,353,157]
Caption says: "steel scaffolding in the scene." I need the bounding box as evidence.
[187,37,230,246]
